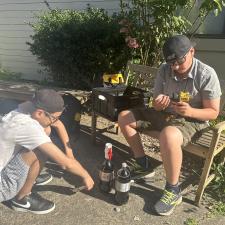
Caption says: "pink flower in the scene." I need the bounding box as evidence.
[125,36,139,49]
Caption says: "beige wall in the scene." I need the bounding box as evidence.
[195,38,225,80]
[0,0,120,81]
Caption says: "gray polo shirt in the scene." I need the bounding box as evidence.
[153,58,221,113]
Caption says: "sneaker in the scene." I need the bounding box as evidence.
[154,189,182,216]
[34,173,53,186]
[10,192,55,214]
[127,159,155,180]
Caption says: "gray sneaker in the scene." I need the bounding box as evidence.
[34,173,53,186]
[154,189,182,216]
[10,192,55,214]
[127,159,155,180]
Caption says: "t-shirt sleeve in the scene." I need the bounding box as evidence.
[201,67,222,99]
[15,120,51,150]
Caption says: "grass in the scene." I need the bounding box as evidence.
[184,218,199,225]
[0,66,58,87]
[208,162,225,201]
[208,201,225,217]
[204,161,225,217]
[0,67,22,81]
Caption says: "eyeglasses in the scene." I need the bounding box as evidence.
[166,51,189,66]
[44,111,60,123]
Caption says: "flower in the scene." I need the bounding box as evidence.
[125,36,139,49]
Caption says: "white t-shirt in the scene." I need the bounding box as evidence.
[0,108,51,173]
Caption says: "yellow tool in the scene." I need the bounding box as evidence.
[171,91,191,103]
[103,73,124,85]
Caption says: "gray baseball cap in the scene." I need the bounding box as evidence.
[163,35,195,63]
[32,89,64,113]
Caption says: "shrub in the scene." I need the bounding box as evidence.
[119,0,225,66]
[209,161,225,201]
[27,7,130,90]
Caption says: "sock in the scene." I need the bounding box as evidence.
[135,156,149,169]
[165,181,180,194]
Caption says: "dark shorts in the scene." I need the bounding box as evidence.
[131,107,209,147]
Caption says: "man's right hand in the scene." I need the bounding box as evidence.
[153,94,170,111]
[82,175,94,190]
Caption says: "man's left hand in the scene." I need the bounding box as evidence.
[171,101,193,117]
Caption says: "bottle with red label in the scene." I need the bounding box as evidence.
[99,143,114,193]
[115,162,131,205]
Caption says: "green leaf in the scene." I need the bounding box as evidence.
[214,8,219,16]
[214,0,223,11]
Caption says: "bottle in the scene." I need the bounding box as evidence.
[115,162,131,205]
[99,143,114,193]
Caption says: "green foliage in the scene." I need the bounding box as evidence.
[184,217,199,225]
[28,7,130,90]
[28,1,224,89]
[209,162,225,200]
[0,67,21,81]
[209,201,225,217]
[119,0,225,66]
[209,115,225,127]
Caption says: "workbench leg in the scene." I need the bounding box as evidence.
[91,111,97,144]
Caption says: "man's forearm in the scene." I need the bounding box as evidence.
[65,158,90,179]
[65,144,75,159]
[188,107,219,121]
[39,142,90,179]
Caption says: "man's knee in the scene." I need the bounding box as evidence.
[160,126,183,145]
[118,110,136,127]
[21,149,47,167]
[33,148,48,163]
[21,150,39,167]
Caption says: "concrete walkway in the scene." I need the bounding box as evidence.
[1,121,225,225]
[0,81,224,225]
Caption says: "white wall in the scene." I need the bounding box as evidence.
[0,0,120,81]
[195,38,225,80]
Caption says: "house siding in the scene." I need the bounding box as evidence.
[195,38,225,80]
[0,0,120,80]
[0,1,224,82]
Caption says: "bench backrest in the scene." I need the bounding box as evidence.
[125,61,158,92]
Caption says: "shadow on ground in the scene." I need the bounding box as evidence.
[34,125,201,210]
